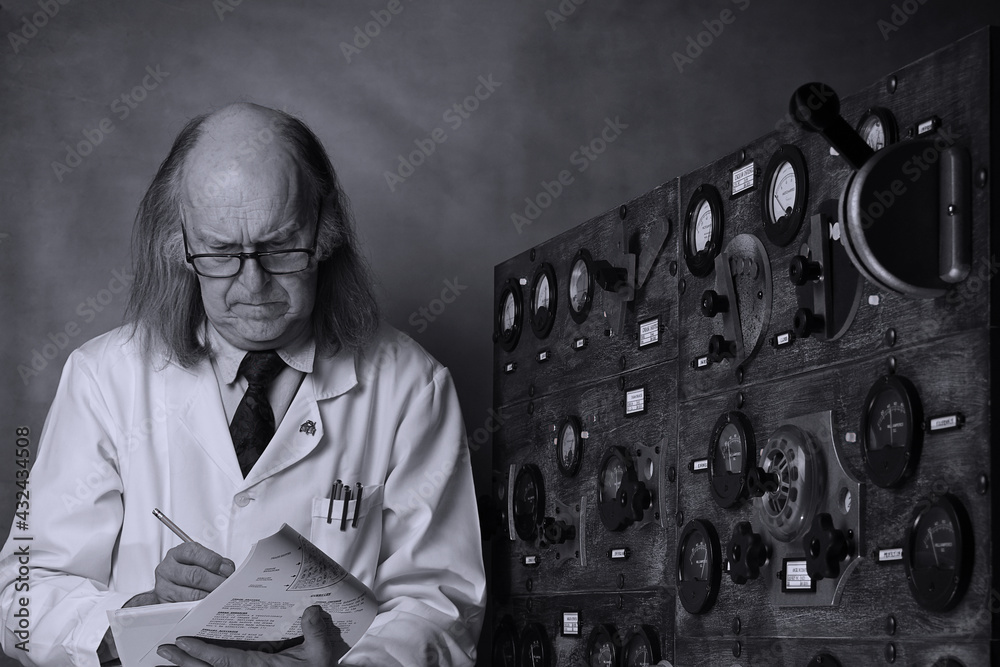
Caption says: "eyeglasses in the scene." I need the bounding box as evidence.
[181,221,319,279]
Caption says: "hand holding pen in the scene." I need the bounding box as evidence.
[123,509,236,608]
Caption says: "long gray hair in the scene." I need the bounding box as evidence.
[124,108,380,366]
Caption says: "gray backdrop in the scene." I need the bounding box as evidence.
[2,1,998,665]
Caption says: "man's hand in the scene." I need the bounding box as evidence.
[155,606,350,666]
[125,543,236,607]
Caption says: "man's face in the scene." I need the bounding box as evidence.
[182,150,318,352]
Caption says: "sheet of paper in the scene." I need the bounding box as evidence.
[108,524,376,667]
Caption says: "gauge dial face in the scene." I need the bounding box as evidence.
[530,263,557,338]
[568,249,594,323]
[684,185,723,277]
[519,623,551,667]
[677,519,721,615]
[512,465,544,541]
[904,494,972,612]
[587,625,619,667]
[694,200,714,253]
[761,145,807,247]
[622,627,658,667]
[856,107,898,151]
[492,618,518,667]
[496,280,523,352]
[861,374,922,488]
[769,161,797,223]
[597,446,639,531]
[709,411,755,509]
[501,292,516,333]
[556,417,582,477]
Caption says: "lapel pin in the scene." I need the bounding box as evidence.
[299,420,317,436]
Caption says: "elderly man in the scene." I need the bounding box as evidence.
[0,104,486,666]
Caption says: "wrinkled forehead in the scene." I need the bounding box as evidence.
[181,132,311,238]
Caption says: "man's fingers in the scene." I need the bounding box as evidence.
[160,638,270,667]
[168,543,236,577]
[302,605,349,663]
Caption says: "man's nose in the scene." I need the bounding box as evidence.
[236,256,271,291]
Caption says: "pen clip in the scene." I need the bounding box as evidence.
[340,486,353,531]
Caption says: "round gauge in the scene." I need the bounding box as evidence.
[677,519,722,615]
[708,411,756,509]
[761,145,808,247]
[860,374,923,489]
[513,464,545,541]
[622,625,660,666]
[530,263,557,339]
[493,616,519,667]
[904,494,973,612]
[568,248,594,324]
[856,107,898,151]
[587,624,619,667]
[496,279,523,352]
[598,446,629,531]
[519,622,552,667]
[556,416,583,477]
[683,184,724,277]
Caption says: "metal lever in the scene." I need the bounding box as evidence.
[790,82,874,170]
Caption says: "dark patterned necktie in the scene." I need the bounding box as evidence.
[230,350,286,477]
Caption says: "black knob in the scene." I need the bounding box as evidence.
[746,465,779,498]
[617,474,651,523]
[792,308,824,339]
[542,517,575,545]
[701,290,729,317]
[707,335,737,363]
[728,521,768,585]
[803,513,850,580]
[789,255,822,286]
[789,82,874,171]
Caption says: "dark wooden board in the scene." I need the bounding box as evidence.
[676,330,992,643]
[494,590,674,666]
[492,361,677,598]
[676,28,994,402]
[493,183,680,409]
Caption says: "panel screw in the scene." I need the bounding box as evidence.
[738,149,747,163]
[669,261,678,276]
[884,328,897,347]
[678,278,686,295]
[978,473,989,495]
[887,75,898,94]
[887,356,897,374]
[976,167,988,188]
[619,204,627,219]
[732,616,741,635]
[530,248,536,261]
[885,614,896,636]
[527,402,534,415]
[619,377,626,390]
[528,384,535,397]
[736,392,745,408]
[618,573,625,589]
[736,367,745,384]
[676,510,684,527]
[526,578,533,592]
[668,467,676,482]
[884,642,896,663]
[732,640,742,658]
[620,356,627,370]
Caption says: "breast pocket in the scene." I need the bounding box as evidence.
[309,484,383,589]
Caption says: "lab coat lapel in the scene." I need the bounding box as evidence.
[173,360,246,487]
[243,345,360,484]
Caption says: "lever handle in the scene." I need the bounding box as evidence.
[790,82,874,170]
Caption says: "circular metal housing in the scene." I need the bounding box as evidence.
[904,493,973,612]
[622,625,660,666]
[492,616,519,667]
[860,374,923,488]
[519,622,552,667]
[568,249,594,324]
[683,184,724,277]
[512,464,545,541]
[496,278,523,352]
[708,411,756,509]
[677,519,722,615]
[856,107,898,151]
[761,145,808,247]
[556,416,583,478]
[587,624,619,667]
[755,424,824,543]
[530,262,557,339]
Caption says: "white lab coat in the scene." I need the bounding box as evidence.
[0,324,486,666]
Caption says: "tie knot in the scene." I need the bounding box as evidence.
[238,350,285,387]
